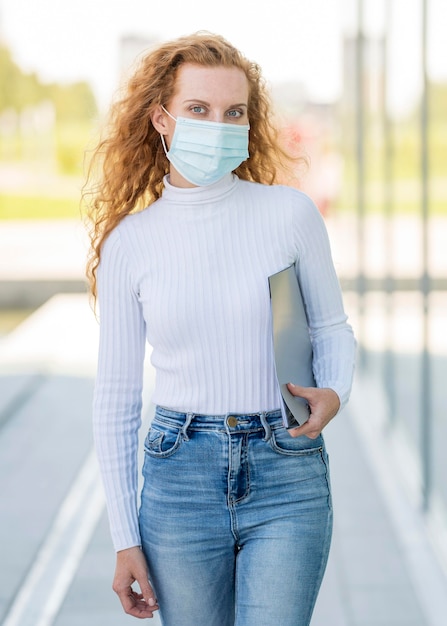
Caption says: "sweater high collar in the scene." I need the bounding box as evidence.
[161,173,238,205]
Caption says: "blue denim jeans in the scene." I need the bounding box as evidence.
[139,406,332,626]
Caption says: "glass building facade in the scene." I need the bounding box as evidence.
[335,0,447,564]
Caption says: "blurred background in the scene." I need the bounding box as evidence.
[0,0,446,625]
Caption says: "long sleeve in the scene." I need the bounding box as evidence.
[292,195,356,409]
[91,176,355,550]
[92,228,146,551]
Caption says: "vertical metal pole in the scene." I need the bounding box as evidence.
[421,0,431,512]
[356,0,366,367]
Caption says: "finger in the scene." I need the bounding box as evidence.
[288,423,320,439]
[287,383,314,399]
[117,586,159,618]
[116,586,140,615]
[136,574,158,608]
[288,414,322,439]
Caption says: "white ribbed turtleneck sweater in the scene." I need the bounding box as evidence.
[93,173,355,551]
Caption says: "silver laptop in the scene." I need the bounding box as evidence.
[269,264,315,428]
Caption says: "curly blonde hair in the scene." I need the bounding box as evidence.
[84,32,301,299]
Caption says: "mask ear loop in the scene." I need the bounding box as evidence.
[161,105,177,121]
[159,105,177,156]
[160,133,169,156]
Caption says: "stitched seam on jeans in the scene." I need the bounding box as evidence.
[319,449,332,511]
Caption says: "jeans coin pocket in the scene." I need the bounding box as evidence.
[144,423,183,458]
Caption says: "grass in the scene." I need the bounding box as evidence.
[1,186,445,221]
[335,187,447,215]
[0,194,82,220]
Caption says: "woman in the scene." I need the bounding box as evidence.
[86,32,355,625]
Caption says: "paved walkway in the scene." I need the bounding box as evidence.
[0,220,447,625]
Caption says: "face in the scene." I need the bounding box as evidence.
[152,63,249,188]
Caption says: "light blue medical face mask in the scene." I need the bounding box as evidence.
[160,106,250,186]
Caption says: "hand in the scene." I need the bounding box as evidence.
[113,546,159,619]
[286,384,340,439]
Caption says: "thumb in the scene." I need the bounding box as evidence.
[287,383,311,399]
[137,574,156,605]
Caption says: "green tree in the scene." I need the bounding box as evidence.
[48,81,97,122]
[0,44,97,120]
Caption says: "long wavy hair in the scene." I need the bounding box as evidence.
[84,32,302,300]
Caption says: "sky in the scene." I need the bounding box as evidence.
[0,0,446,113]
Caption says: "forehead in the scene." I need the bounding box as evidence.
[173,63,249,103]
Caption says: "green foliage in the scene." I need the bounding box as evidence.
[430,82,447,120]
[0,44,97,121]
[55,121,95,175]
[336,80,447,215]
[0,46,41,110]
[0,44,98,176]
[48,81,98,123]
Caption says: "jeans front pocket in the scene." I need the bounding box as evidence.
[269,425,324,457]
[144,420,183,458]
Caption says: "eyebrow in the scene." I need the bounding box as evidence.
[182,99,248,108]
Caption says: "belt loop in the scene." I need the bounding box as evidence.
[181,412,194,441]
[260,412,271,441]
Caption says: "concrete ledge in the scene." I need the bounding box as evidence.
[0,279,88,308]
[0,293,98,376]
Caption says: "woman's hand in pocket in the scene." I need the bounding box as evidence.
[286,385,340,439]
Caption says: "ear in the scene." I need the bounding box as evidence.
[151,105,169,134]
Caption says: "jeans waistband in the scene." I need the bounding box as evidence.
[154,405,283,441]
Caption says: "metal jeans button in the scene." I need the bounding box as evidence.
[227,416,238,427]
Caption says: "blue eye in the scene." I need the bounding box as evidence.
[191,106,206,114]
[227,110,242,118]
